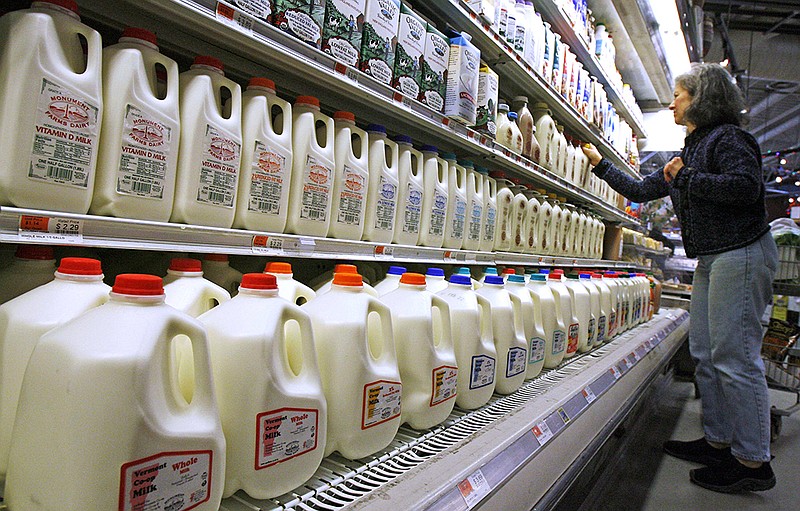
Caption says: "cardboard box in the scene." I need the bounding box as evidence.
[444,32,480,125]
[321,0,366,66]
[392,3,426,98]
[418,23,449,112]
[602,223,622,260]
[359,0,401,85]
[271,0,325,48]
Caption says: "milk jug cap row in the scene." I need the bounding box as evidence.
[240,273,278,290]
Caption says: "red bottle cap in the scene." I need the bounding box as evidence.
[168,258,202,272]
[120,27,157,45]
[241,273,277,290]
[334,111,356,122]
[264,262,293,274]
[57,257,102,276]
[112,274,164,295]
[247,77,276,91]
[295,95,320,107]
[192,55,224,71]
[38,0,78,13]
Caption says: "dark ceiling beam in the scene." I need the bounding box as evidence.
[705,0,800,8]
[722,19,800,35]
[703,5,799,17]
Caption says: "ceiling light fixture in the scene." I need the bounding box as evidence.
[776,176,783,183]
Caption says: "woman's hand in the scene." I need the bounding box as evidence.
[663,157,684,183]
[581,143,602,166]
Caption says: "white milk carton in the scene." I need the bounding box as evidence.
[328,111,370,241]
[419,23,449,113]
[472,62,498,137]
[392,3,426,99]
[272,0,324,49]
[359,0,401,85]
[393,134,424,246]
[322,0,366,66]
[444,32,480,125]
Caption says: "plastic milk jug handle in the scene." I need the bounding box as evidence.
[157,316,215,414]
[278,305,320,381]
[508,292,525,338]
[430,294,453,352]
[367,297,396,364]
[475,293,494,342]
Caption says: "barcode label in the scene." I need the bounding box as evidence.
[532,421,554,445]
[216,2,255,33]
[458,469,491,509]
[252,235,285,254]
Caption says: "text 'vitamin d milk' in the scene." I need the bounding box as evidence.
[328,111,369,241]
[418,146,448,248]
[363,124,399,243]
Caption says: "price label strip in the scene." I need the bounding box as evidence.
[532,421,554,446]
[610,365,622,380]
[215,2,255,33]
[251,235,285,255]
[19,215,83,243]
[374,245,394,258]
[582,386,597,404]
[458,469,492,509]
[333,62,360,84]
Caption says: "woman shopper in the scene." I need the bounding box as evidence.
[583,63,777,493]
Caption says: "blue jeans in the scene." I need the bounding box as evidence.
[689,232,778,462]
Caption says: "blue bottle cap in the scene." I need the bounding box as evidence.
[508,274,526,283]
[456,267,472,275]
[539,269,550,274]
[440,151,458,161]
[388,265,407,275]
[367,124,387,134]
[484,275,505,285]
[484,268,498,275]
[393,134,413,145]
[426,268,445,277]
[421,144,438,153]
[449,275,472,285]
[475,166,489,175]
[530,274,547,282]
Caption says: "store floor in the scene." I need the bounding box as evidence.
[575,380,800,511]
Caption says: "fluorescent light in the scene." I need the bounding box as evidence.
[777,176,783,183]
[646,0,692,78]
[781,158,787,165]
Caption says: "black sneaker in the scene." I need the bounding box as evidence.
[663,437,733,466]
[690,458,776,493]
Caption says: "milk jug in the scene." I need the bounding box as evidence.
[0,0,102,214]
[454,266,481,289]
[313,264,379,297]
[0,245,56,304]
[547,194,563,256]
[5,274,225,511]
[442,153,467,249]
[507,112,524,154]
[477,167,497,252]
[464,167,485,251]
[425,267,448,293]
[173,56,242,228]
[512,96,537,161]
[564,135,577,184]
[286,96,335,236]
[555,125,569,177]
[495,103,513,150]
[490,171,513,252]
[419,145,448,248]
[548,271,580,359]
[604,273,621,337]
[531,103,557,171]
[477,276,527,394]
[264,261,317,305]
[382,273,456,429]
[374,265,407,296]
[436,275,496,409]
[564,273,592,353]
[199,273,325,499]
[506,274,546,379]
[0,257,109,482]
[528,273,566,368]
[578,273,600,349]
[328,111,369,240]
[479,267,499,283]
[521,186,541,254]
[302,272,401,459]
[591,273,612,344]
[363,124,399,243]
[233,77,293,232]
[393,135,424,246]
[509,186,528,253]
[559,199,574,256]
[202,253,242,296]
[92,28,180,222]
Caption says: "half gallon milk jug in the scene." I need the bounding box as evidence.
[509,183,528,253]
[233,77,293,232]
[286,95,335,236]
[531,102,556,171]
[477,276,527,394]
[442,153,467,249]
[419,145,448,248]
[463,166,485,251]
[579,273,601,349]
[313,264,379,297]
[374,265,407,296]
[0,245,56,304]
[528,273,566,368]
[92,28,180,221]
[506,274,546,379]
[382,273,456,430]
[328,111,369,240]
[547,194,563,256]
[549,270,580,359]
[302,272,402,459]
[490,171,513,252]
[5,274,225,511]
[437,274,496,409]
[560,199,575,256]
[591,272,611,345]
[425,267,448,293]
[200,273,326,499]
[202,253,242,296]
[0,0,102,213]
[521,186,542,254]
[536,191,553,255]
[264,261,317,305]
[554,125,568,177]
[393,135,424,246]
[512,96,537,161]
[173,56,242,228]
[363,124,399,243]
[564,273,592,353]
[477,167,497,252]
[0,257,109,482]
[604,273,621,338]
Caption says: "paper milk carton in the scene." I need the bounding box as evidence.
[359,0,401,85]
[444,32,480,125]
[472,62,498,137]
[392,3,426,98]
[233,0,272,23]
[271,0,324,48]
[418,23,449,113]
[466,0,496,23]
[322,0,366,66]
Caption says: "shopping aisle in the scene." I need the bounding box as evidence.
[572,380,800,511]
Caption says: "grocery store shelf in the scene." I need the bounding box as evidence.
[624,244,672,257]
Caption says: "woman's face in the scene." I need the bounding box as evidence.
[669,84,693,126]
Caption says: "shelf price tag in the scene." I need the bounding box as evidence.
[610,365,622,380]
[532,421,554,446]
[392,91,412,109]
[631,350,641,362]
[333,62,359,84]
[458,469,491,509]
[215,2,255,33]
[251,235,285,255]
[556,408,570,424]
[19,215,83,243]
[582,387,597,404]
[374,245,394,258]
[623,357,633,369]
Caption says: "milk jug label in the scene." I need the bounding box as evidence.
[529,336,545,364]
[506,347,527,377]
[609,311,617,335]
[430,365,458,406]
[301,154,332,221]
[373,176,397,230]
[256,407,319,468]
[119,450,213,511]
[248,140,287,214]
[484,206,496,242]
[362,380,402,428]
[30,78,99,189]
[468,199,483,241]
[451,196,466,239]
[337,165,366,225]
[597,315,606,342]
[552,329,565,354]
[567,323,579,354]
[429,188,447,236]
[402,182,422,233]
[198,124,240,207]
[469,354,495,389]
[116,105,173,199]
[588,317,596,344]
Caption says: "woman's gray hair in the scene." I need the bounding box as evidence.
[675,63,748,128]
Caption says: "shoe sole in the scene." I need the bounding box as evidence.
[663,446,729,466]
[690,473,777,493]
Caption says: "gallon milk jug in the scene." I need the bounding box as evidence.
[173,56,242,228]
[202,253,242,296]
[425,267,448,293]
[363,124,399,243]
[328,111,369,241]
[286,95,335,236]
[393,135,424,246]
[477,275,527,394]
[604,273,621,338]
[92,28,179,222]
[0,0,102,214]
[506,274,546,379]
[233,77,293,232]
[463,167,485,251]
[564,273,592,353]
[382,272,456,430]
[528,273,566,368]
[442,153,467,249]
[548,271,579,360]
[264,261,317,305]
[5,274,225,511]
[531,102,557,171]
[302,272,402,459]
[579,273,601,349]
[419,145,448,248]
[477,167,497,252]
[0,245,56,304]
[199,273,326,499]
[313,264,379,297]
[0,257,109,483]
[374,265,407,296]
[436,274,496,409]
[490,171,514,252]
